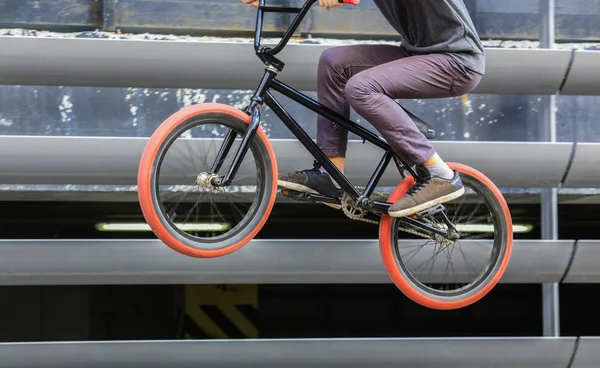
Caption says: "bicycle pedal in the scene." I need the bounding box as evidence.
[281,189,308,198]
[416,204,445,217]
[281,189,341,207]
[281,189,320,201]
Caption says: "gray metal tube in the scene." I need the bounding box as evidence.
[539,0,560,338]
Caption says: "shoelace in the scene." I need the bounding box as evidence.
[406,178,430,196]
[293,165,321,177]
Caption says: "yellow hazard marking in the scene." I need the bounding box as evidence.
[184,284,258,339]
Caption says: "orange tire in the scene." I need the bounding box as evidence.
[378,162,513,310]
[137,103,278,258]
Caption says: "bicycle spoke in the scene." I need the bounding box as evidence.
[391,171,505,297]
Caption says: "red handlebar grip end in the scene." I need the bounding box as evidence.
[341,0,360,4]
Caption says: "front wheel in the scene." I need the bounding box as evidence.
[137,103,278,258]
[378,162,513,310]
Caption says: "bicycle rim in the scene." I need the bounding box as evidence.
[379,162,513,310]
[138,103,278,258]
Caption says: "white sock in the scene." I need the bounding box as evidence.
[426,162,454,180]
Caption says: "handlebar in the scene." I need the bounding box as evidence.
[253,0,360,65]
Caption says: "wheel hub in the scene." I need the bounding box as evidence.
[447,230,461,241]
[196,172,219,188]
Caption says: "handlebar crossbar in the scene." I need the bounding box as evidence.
[253,0,359,71]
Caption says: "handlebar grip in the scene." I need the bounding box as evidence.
[338,0,360,4]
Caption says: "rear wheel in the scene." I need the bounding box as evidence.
[378,162,513,310]
[137,103,278,258]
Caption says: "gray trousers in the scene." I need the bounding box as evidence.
[316,44,482,166]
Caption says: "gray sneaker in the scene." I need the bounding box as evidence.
[388,166,465,218]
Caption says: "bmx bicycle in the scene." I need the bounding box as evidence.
[137,0,513,310]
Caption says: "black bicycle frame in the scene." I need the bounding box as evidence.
[214,0,446,237]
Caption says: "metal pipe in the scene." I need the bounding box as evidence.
[539,0,560,338]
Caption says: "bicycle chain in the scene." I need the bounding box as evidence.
[340,192,436,239]
[282,188,438,239]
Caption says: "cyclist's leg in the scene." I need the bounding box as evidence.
[278,44,410,197]
[344,52,482,217]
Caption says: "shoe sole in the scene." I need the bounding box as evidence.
[278,180,341,210]
[388,187,466,218]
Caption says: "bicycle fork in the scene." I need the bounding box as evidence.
[209,103,262,187]
[210,67,277,187]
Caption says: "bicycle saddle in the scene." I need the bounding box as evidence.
[401,106,437,140]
